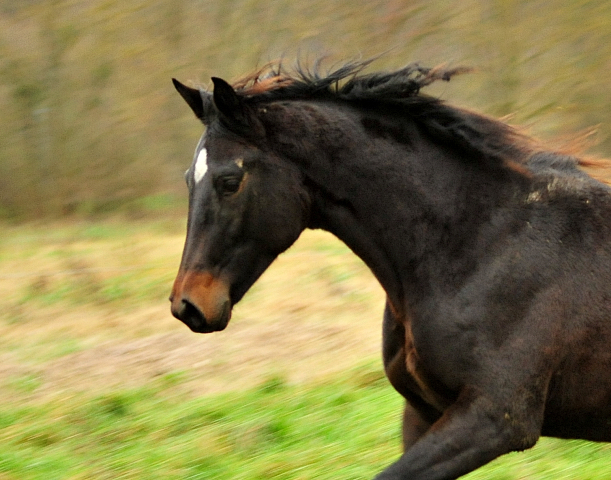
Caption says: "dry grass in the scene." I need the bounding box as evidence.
[0,222,386,402]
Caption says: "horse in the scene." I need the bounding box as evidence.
[169,60,611,479]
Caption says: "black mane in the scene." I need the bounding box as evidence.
[231,60,537,168]
[236,60,469,102]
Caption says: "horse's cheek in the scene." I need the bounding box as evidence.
[245,191,304,252]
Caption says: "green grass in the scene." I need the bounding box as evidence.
[15,268,175,308]
[1,222,610,479]
[1,220,179,311]
[0,366,401,480]
[1,365,609,480]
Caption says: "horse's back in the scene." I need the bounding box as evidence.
[527,152,594,179]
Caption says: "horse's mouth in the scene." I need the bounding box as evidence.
[171,298,232,333]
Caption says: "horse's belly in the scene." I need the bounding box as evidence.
[543,368,611,442]
[542,413,611,442]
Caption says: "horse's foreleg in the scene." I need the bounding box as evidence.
[401,402,434,450]
[375,388,542,480]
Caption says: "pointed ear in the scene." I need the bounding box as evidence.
[172,78,208,121]
[211,77,248,128]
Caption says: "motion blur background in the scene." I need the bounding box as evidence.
[2,1,611,479]
[1,0,611,220]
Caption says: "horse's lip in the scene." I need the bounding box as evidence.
[186,319,221,334]
[190,307,231,333]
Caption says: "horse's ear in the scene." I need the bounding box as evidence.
[210,77,265,136]
[172,78,213,124]
[211,77,250,128]
[172,79,203,118]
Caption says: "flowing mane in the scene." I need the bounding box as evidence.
[231,60,538,169]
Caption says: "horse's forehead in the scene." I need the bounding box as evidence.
[193,134,208,184]
[194,147,208,184]
[207,131,256,159]
[192,133,248,184]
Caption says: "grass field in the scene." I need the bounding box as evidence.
[1,220,610,479]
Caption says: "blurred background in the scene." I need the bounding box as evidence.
[1,1,611,479]
[1,0,611,220]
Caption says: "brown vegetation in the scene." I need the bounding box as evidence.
[0,225,385,401]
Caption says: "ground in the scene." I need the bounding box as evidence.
[2,221,611,479]
[0,224,386,402]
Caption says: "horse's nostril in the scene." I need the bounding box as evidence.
[177,298,205,322]
[170,272,232,333]
[182,298,202,318]
[171,295,203,323]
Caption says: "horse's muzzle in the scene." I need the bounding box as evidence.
[170,271,232,333]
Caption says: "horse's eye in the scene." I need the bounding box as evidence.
[216,176,242,196]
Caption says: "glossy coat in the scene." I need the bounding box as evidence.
[170,62,611,479]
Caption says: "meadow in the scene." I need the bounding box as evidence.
[2,1,611,478]
[1,220,610,479]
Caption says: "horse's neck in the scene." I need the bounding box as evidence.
[304,124,520,314]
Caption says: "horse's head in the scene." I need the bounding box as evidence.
[169,77,310,333]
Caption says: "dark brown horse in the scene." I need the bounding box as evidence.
[169,60,611,479]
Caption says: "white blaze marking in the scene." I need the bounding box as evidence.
[194,148,208,184]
